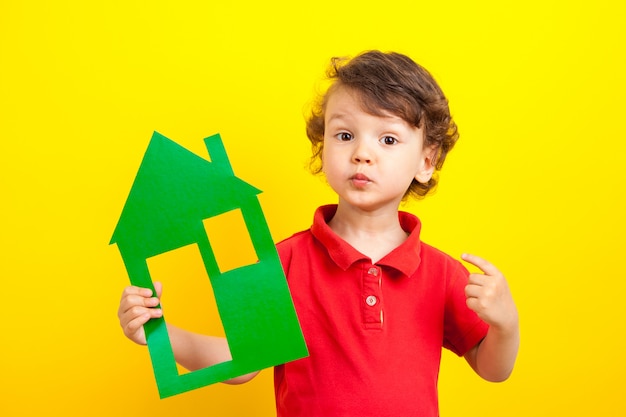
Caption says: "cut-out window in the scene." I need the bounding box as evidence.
[147,243,229,374]
[203,208,258,272]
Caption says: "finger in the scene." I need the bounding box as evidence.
[119,292,160,310]
[465,283,482,299]
[120,304,163,329]
[461,253,500,276]
[118,286,155,315]
[122,310,160,345]
[467,273,489,286]
[465,296,481,314]
[118,293,160,318]
[122,310,151,334]
[120,285,154,300]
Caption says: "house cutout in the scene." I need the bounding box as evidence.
[110,131,308,398]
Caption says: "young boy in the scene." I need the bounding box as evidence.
[118,50,519,416]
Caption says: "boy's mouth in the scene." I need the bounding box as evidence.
[350,173,371,187]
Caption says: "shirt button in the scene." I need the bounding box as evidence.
[367,267,378,276]
[365,295,378,306]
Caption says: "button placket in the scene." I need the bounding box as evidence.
[362,264,383,329]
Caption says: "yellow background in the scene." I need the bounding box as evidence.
[2,1,625,415]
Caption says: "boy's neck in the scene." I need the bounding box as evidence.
[328,203,408,263]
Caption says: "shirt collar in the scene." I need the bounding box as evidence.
[310,205,422,277]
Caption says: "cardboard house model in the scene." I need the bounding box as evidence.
[110,131,307,398]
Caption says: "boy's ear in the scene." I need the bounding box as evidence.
[415,145,438,184]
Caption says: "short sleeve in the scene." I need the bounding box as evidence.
[442,261,489,356]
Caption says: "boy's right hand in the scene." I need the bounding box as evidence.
[117,282,163,345]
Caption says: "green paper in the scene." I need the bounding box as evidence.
[110,131,308,398]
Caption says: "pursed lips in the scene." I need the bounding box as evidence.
[350,173,372,187]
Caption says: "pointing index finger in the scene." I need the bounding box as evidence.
[461,253,500,276]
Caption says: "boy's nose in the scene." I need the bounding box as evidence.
[352,141,373,164]
[353,155,372,164]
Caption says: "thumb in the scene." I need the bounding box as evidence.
[154,281,163,298]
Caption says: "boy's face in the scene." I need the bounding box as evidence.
[322,86,435,212]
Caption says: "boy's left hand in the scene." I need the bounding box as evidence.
[461,253,518,331]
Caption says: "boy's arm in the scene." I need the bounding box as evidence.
[167,325,260,384]
[461,254,520,382]
[118,283,259,385]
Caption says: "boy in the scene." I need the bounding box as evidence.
[118,50,519,416]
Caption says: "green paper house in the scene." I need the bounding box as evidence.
[110,131,307,398]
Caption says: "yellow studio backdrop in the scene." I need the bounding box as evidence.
[1,1,624,416]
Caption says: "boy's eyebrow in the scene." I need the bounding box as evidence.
[326,112,349,123]
[327,110,407,126]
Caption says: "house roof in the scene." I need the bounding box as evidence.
[110,132,261,258]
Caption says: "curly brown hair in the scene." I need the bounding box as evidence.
[305,50,459,199]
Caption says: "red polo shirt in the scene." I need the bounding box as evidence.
[274,205,488,417]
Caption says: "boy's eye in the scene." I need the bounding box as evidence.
[337,132,353,141]
[380,136,398,145]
